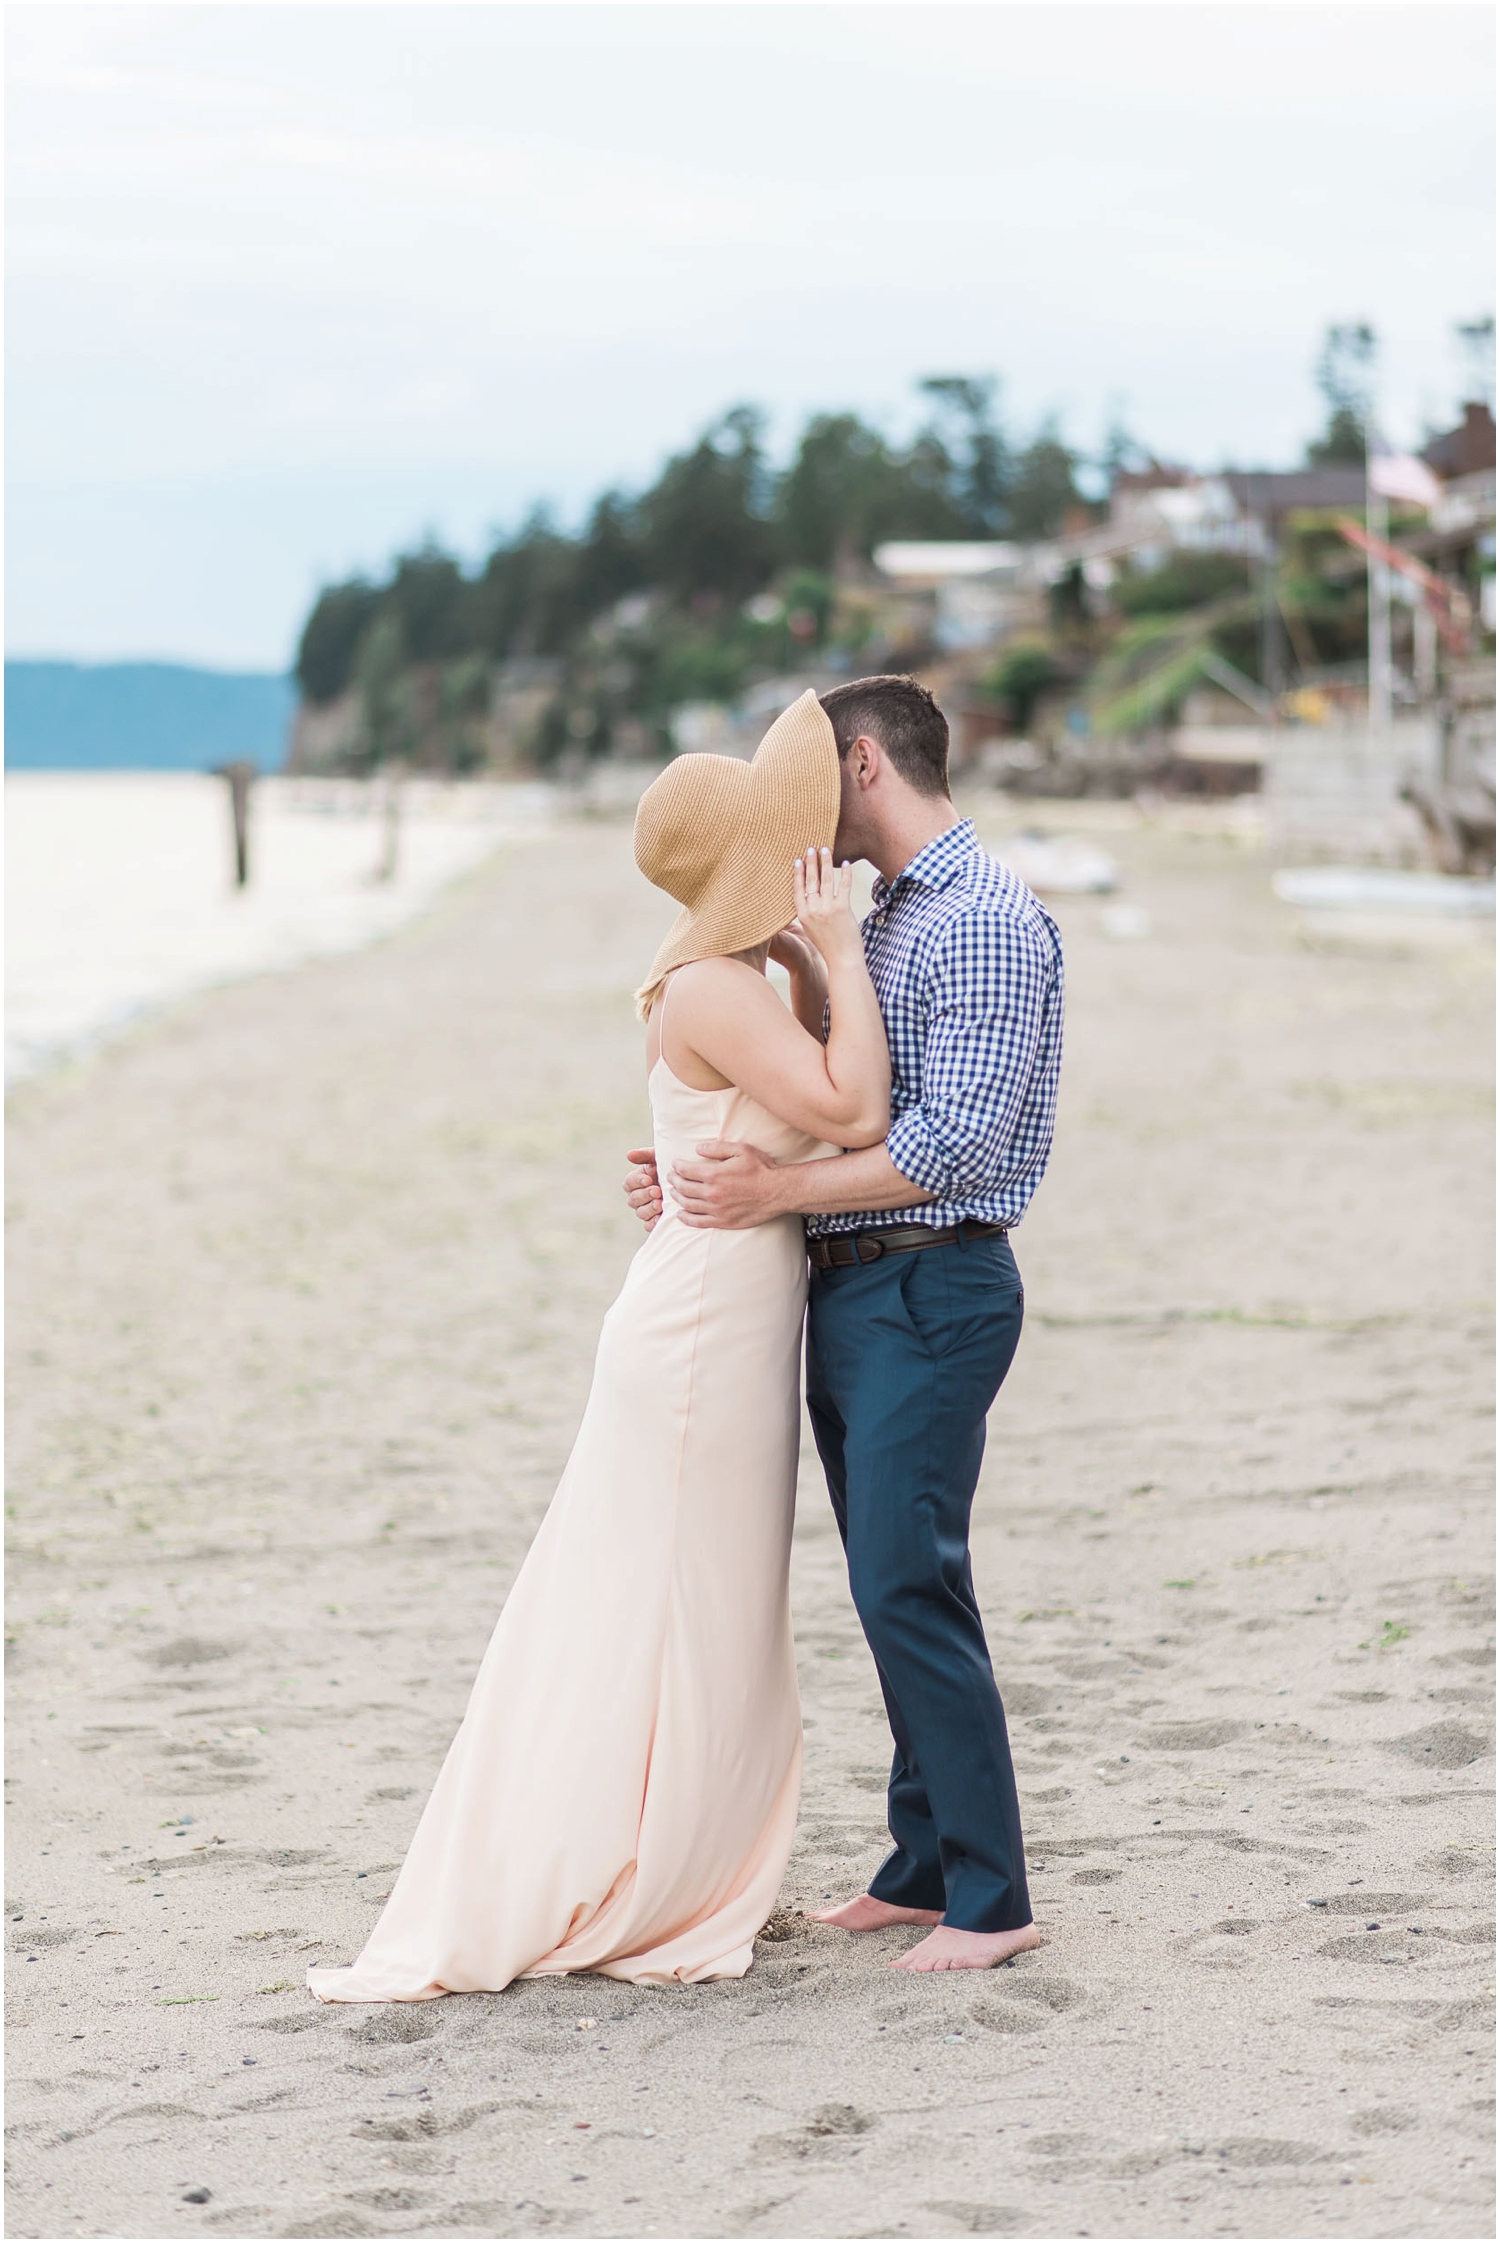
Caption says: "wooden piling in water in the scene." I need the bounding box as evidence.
[213,761,255,887]
[377,767,403,884]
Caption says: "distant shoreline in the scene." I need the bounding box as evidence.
[5,658,295,771]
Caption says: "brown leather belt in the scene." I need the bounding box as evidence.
[806,1218,1008,1271]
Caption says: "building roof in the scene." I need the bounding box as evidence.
[1422,402,1497,481]
[1223,468,1367,516]
[1111,461,1194,496]
[873,541,1021,583]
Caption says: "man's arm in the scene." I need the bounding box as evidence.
[879,913,1053,1202]
[667,910,1057,1232]
[670,1140,933,1229]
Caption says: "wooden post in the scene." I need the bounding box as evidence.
[377,766,402,883]
[213,761,255,887]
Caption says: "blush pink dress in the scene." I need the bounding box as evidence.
[309,1050,835,2001]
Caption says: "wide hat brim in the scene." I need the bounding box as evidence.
[634,689,841,1003]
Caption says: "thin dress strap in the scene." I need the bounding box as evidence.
[652,967,678,1069]
[654,968,719,1095]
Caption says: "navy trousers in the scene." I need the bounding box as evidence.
[804,1230,1031,1933]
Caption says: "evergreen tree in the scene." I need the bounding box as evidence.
[1306,322,1375,466]
[775,412,966,568]
[296,580,382,705]
[918,374,1010,533]
[474,512,584,658]
[641,407,774,606]
[1007,422,1082,539]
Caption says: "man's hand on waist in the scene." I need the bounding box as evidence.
[671,1141,790,1230]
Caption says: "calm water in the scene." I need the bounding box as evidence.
[6,773,552,1083]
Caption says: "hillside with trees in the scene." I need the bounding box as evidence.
[290,330,1494,779]
[292,377,1092,772]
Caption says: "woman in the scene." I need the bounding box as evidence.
[309,690,889,2001]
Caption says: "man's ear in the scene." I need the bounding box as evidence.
[852,732,881,788]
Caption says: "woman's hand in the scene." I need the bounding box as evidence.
[623,1148,662,1230]
[769,917,830,1040]
[792,847,860,968]
[768,921,817,976]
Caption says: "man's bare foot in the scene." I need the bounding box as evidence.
[808,1895,943,1932]
[890,1921,1041,1972]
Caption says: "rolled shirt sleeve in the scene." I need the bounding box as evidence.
[884,913,1054,1199]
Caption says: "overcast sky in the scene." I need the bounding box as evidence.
[8,2,1494,669]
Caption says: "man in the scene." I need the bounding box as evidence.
[624,675,1064,1972]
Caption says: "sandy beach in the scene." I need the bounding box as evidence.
[6,801,1494,2241]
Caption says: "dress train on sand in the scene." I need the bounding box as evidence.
[309,1057,834,1999]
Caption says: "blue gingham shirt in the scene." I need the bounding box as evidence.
[806,820,1064,1235]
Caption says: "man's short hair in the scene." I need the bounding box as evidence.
[818,675,950,799]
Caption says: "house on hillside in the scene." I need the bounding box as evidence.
[1423,399,1496,483]
[1221,466,1368,540]
[1086,462,1364,570]
[1106,462,1243,564]
[1026,464,1369,591]
[870,540,1045,651]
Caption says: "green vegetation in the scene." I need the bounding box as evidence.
[984,642,1061,729]
[294,380,1088,769]
[1305,321,1375,467]
[294,323,1435,773]
[1089,597,1257,736]
[1113,553,1250,616]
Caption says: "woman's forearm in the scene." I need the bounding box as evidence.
[822,951,892,1137]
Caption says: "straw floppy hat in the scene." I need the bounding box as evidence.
[634,689,840,1014]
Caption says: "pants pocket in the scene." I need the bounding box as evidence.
[980,1237,1024,1310]
[895,1249,954,1358]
